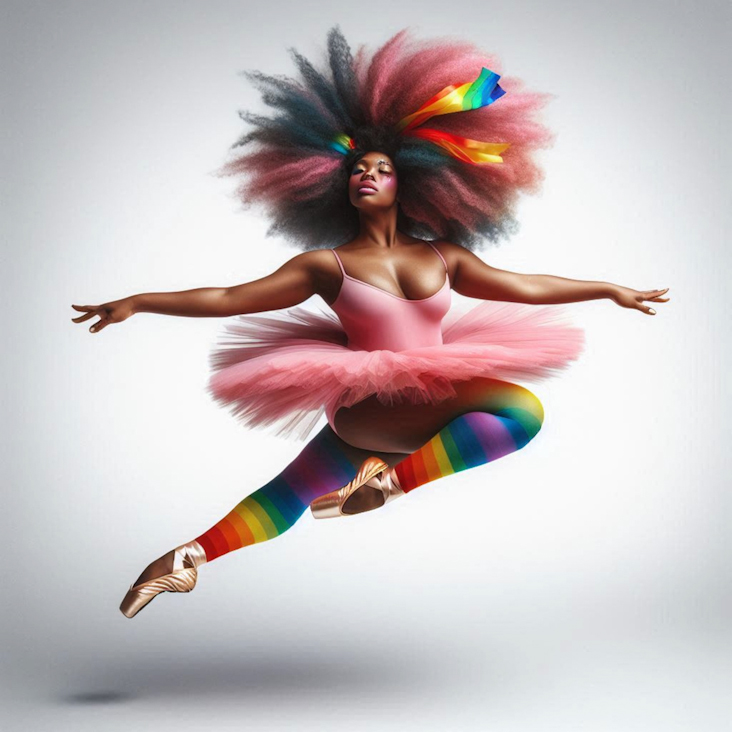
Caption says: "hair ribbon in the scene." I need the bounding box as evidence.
[332,67,510,164]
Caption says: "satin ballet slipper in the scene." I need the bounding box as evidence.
[119,540,207,619]
[310,456,405,519]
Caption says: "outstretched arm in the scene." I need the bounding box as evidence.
[437,241,670,316]
[72,251,321,333]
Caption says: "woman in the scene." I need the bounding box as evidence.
[71,27,669,618]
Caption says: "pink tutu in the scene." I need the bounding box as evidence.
[206,300,585,440]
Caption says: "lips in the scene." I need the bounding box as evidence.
[357,181,378,194]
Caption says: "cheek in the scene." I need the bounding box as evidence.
[382,177,397,195]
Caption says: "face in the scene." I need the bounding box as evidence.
[348,151,399,209]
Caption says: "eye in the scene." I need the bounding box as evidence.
[351,166,393,176]
[351,167,392,175]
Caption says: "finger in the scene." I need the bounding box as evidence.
[637,291,670,304]
[72,310,97,323]
[641,288,669,297]
[89,318,109,333]
[639,304,656,315]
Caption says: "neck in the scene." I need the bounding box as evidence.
[356,204,400,248]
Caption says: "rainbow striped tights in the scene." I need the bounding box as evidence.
[195,379,544,562]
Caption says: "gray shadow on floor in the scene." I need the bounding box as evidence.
[63,691,136,705]
[55,645,471,706]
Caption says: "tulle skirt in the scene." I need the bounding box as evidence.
[206,300,586,440]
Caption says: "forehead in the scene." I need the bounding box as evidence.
[354,151,394,166]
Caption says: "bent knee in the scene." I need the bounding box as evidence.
[525,388,545,431]
[500,387,544,443]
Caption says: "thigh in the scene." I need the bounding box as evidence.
[333,377,543,454]
[304,425,407,472]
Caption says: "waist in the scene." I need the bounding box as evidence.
[346,328,444,352]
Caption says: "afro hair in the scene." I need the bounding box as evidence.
[216,26,554,251]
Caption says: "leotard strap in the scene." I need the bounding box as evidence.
[331,249,346,276]
[426,241,448,272]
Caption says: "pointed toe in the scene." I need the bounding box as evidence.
[119,541,205,618]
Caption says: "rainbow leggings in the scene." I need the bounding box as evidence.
[195,379,544,562]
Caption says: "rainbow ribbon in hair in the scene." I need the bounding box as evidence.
[395,66,506,132]
[405,127,509,164]
[331,67,510,164]
[331,132,356,155]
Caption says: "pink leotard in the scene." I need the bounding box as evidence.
[329,242,451,352]
[208,241,585,441]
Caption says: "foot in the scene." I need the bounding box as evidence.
[132,551,175,588]
[120,541,207,618]
[310,459,405,519]
[342,485,386,514]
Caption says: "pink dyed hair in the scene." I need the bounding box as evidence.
[216,26,554,251]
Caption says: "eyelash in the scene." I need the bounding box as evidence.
[353,168,391,175]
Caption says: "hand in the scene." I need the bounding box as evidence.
[71,296,137,333]
[610,286,670,315]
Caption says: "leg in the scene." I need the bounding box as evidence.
[334,376,543,455]
[132,424,408,585]
[193,425,408,562]
[327,377,544,511]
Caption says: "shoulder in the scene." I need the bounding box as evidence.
[428,239,468,256]
[281,248,338,271]
[424,239,474,270]
[279,248,342,291]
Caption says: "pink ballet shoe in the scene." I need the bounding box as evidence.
[119,540,207,618]
[310,456,405,519]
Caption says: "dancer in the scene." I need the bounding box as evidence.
[71,27,669,618]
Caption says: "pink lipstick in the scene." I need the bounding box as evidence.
[357,181,379,194]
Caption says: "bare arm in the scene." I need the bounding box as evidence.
[72,251,321,333]
[133,252,317,317]
[436,241,670,316]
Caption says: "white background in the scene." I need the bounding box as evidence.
[2,1,730,730]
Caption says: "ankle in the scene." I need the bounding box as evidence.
[392,463,413,493]
[386,466,403,492]
[176,540,208,568]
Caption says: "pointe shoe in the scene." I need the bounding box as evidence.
[119,540,207,619]
[310,456,405,519]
